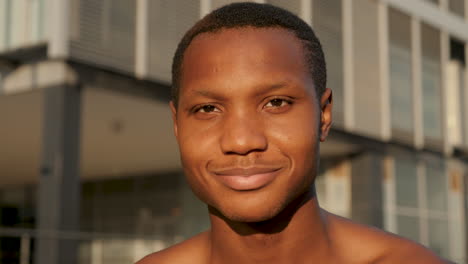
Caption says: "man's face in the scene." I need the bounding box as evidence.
[171,27,332,222]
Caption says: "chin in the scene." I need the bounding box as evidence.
[212,192,290,223]
[223,206,281,223]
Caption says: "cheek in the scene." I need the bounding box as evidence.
[177,119,219,161]
[267,109,319,176]
[176,121,220,200]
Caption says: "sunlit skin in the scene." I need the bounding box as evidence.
[137,28,449,264]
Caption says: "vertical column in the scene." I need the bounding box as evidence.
[378,2,391,141]
[445,60,463,147]
[135,0,149,79]
[48,0,70,58]
[200,0,212,17]
[465,42,468,146]
[35,83,82,264]
[342,0,355,131]
[382,156,397,233]
[300,0,312,26]
[447,160,466,263]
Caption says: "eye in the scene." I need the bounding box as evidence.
[195,104,220,113]
[264,98,291,108]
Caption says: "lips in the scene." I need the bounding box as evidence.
[212,167,281,191]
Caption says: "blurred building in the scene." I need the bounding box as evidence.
[0,0,467,263]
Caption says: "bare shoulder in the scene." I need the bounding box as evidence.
[135,231,210,264]
[325,212,451,264]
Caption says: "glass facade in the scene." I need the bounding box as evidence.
[1,0,468,263]
[389,8,413,142]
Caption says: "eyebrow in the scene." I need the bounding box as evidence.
[191,81,292,100]
[254,82,291,96]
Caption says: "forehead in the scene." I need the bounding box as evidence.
[179,27,311,93]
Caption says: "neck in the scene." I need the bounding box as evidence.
[208,190,334,264]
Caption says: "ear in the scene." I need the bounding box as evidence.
[169,101,179,140]
[319,88,333,142]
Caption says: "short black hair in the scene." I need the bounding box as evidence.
[171,2,326,107]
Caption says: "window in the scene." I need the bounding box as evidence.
[148,0,200,82]
[448,0,465,18]
[421,23,443,147]
[70,0,136,73]
[389,8,413,142]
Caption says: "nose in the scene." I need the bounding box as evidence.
[220,112,267,155]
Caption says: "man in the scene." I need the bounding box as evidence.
[138,3,448,263]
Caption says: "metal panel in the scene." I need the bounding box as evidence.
[147,0,200,83]
[69,0,136,74]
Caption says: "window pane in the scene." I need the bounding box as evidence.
[397,214,420,242]
[395,158,418,208]
[389,8,413,142]
[428,218,450,258]
[421,23,443,144]
[425,160,447,212]
[313,0,344,126]
[448,0,465,17]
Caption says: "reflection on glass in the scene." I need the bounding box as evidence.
[421,23,443,143]
[395,159,418,208]
[425,162,447,212]
[397,214,420,243]
[428,218,450,258]
[389,8,413,141]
